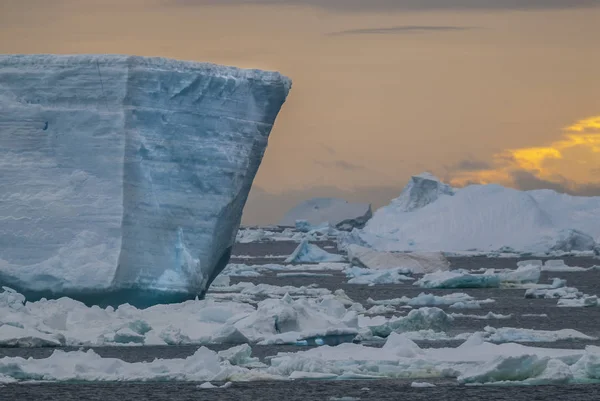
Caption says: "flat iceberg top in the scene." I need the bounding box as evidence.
[0,54,291,88]
[0,54,290,306]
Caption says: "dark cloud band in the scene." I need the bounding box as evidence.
[174,0,600,11]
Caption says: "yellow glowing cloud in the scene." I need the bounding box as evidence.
[450,115,600,190]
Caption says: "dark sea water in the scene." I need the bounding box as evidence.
[2,244,600,400]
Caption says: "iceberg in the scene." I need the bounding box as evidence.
[279,198,372,230]
[0,54,291,306]
[284,240,345,263]
[353,173,600,254]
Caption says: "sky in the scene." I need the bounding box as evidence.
[2,0,599,225]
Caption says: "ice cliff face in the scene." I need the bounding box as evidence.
[390,172,455,213]
[0,54,291,306]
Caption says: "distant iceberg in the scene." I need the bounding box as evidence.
[0,54,291,306]
[279,197,372,230]
[351,173,600,255]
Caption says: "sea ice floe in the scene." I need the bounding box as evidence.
[557,296,598,307]
[482,326,596,343]
[450,312,512,320]
[541,260,589,272]
[4,333,600,385]
[415,265,541,289]
[346,245,449,274]
[411,381,436,388]
[344,266,414,285]
[366,292,493,308]
[0,286,357,347]
[369,307,453,337]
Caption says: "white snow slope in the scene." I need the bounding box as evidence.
[0,54,291,306]
[353,173,600,254]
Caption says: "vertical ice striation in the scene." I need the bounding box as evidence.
[0,55,291,306]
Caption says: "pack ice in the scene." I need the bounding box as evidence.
[0,54,291,306]
[352,173,600,254]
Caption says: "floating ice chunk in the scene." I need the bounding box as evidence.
[285,240,345,264]
[369,307,453,337]
[484,327,596,343]
[229,294,357,344]
[496,265,541,284]
[345,266,413,285]
[416,266,540,289]
[458,354,550,384]
[557,296,598,307]
[346,245,449,274]
[260,263,348,272]
[382,333,424,358]
[448,301,481,309]
[517,260,543,268]
[364,305,397,315]
[0,346,257,382]
[367,292,476,307]
[542,260,588,272]
[0,325,64,347]
[415,270,500,289]
[450,312,511,320]
[211,282,332,298]
[197,382,217,389]
[411,381,436,388]
[277,273,334,278]
[220,264,262,277]
[0,54,291,306]
[218,344,263,367]
[525,286,582,299]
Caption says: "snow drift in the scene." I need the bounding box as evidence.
[0,54,291,306]
[352,173,600,254]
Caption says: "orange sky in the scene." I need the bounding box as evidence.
[2,0,599,224]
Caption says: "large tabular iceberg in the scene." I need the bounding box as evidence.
[0,54,291,306]
[351,173,600,254]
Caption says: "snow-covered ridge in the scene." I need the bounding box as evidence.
[353,173,600,254]
[0,54,291,306]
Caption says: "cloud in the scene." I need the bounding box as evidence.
[327,25,474,36]
[450,116,600,195]
[510,170,600,196]
[173,0,600,11]
[452,159,492,171]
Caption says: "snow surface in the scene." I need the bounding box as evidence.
[279,198,372,230]
[352,173,600,254]
[0,54,291,306]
